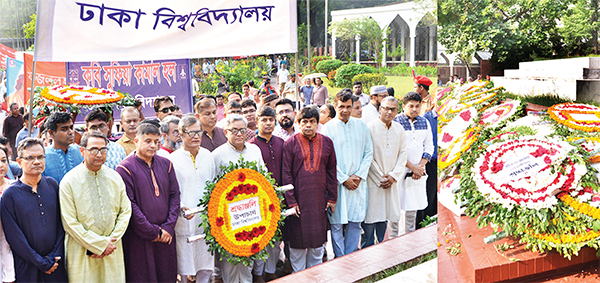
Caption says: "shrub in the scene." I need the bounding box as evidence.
[334,63,375,88]
[315,59,344,76]
[310,55,331,70]
[352,73,388,91]
[328,70,337,86]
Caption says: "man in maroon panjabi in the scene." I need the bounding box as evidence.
[282,106,337,272]
[116,122,180,282]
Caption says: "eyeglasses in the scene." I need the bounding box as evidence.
[228,127,247,135]
[171,130,180,137]
[20,155,46,162]
[89,123,107,131]
[184,130,203,138]
[277,109,293,115]
[85,147,108,155]
[380,106,399,113]
[159,106,177,113]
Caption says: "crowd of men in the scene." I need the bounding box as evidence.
[0,74,437,283]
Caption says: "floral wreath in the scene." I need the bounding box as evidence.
[439,107,477,149]
[479,100,523,129]
[438,127,479,170]
[199,157,285,266]
[34,86,136,116]
[472,137,587,209]
[548,103,600,132]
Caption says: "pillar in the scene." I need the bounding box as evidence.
[429,26,436,62]
[332,34,337,59]
[382,30,388,68]
[400,25,405,62]
[409,25,416,67]
[356,34,361,64]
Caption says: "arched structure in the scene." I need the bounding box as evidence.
[330,1,436,67]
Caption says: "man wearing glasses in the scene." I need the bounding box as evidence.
[43,112,83,183]
[361,85,388,124]
[212,114,265,283]
[85,109,127,170]
[59,132,132,282]
[168,116,215,283]
[154,96,176,121]
[241,99,257,140]
[157,116,182,157]
[363,97,407,247]
[1,138,68,282]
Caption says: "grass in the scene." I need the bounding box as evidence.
[324,76,440,101]
[356,250,438,282]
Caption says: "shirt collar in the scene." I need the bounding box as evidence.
[227,142,246,153]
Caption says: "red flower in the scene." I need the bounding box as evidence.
[251,243,260,253]
[491,161,504,173]
[442,133,454,143]
[495,109,505,116]
[216,217,224,227]
[459,110,471,121]
[544,156,552,165]
[269,204,275,212]
[258,226,266,234]
[238,172,246,182]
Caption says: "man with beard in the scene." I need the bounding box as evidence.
[43,112,83,183]
[157,116,182,157]
[117,107,141,155]
[248,106,283,281]
[282,106,337,272]
[168,116,215,283]
[195,98,227,152]
[85,109,127,170]
[362,85,388,124]
[273,99,298,141]
[116,123,180,282]
[352,81,370,107]
[216,94,225,121]
[321,90,373,258]
[2,138,68,282]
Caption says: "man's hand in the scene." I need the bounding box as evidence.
[103,237,117,256]
[292,205,301,217]
[160,228,173,245]
[380,174,396,189]
[326,202,336,214]
[182,206,194,220]
[343,179,358,190]
[45,257,61,274]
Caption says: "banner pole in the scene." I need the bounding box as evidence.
[27,60,36,138]
[295,52,299,107]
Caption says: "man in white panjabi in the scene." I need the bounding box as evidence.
[363,97,407,246]
[212,114,265,283]
[59,132,132,283]
[168,116,216,283]
[393,92,434,236]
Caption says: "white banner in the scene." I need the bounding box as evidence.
[35,0,297,61]
[228,197,262,231]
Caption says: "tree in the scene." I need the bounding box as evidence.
[23,13,35,38]
[438,0,572,71]
[560,0,600,55]
[329,17,388,69]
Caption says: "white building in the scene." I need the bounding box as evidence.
[330,1,436,67]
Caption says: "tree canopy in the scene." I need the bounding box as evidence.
[439,0,599,71]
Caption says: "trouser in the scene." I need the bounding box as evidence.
[388,211,417,238]
[180,270,213,283]
[289,246,325,273]
[330,222,361,258]
[279,83,286,96]
[220,255,252,283]
[253,241,281,276]
[416,159,438,228]
[360,221,387,248]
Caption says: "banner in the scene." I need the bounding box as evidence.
[67,58,192,122]
[0,43,16,69]
[36,0,297,62]
[23,53,67,103]
[6,58,24,106]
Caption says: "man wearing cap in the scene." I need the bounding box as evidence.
[361,85,388,124]
[413,75,438,228]
[413,76,434,115]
